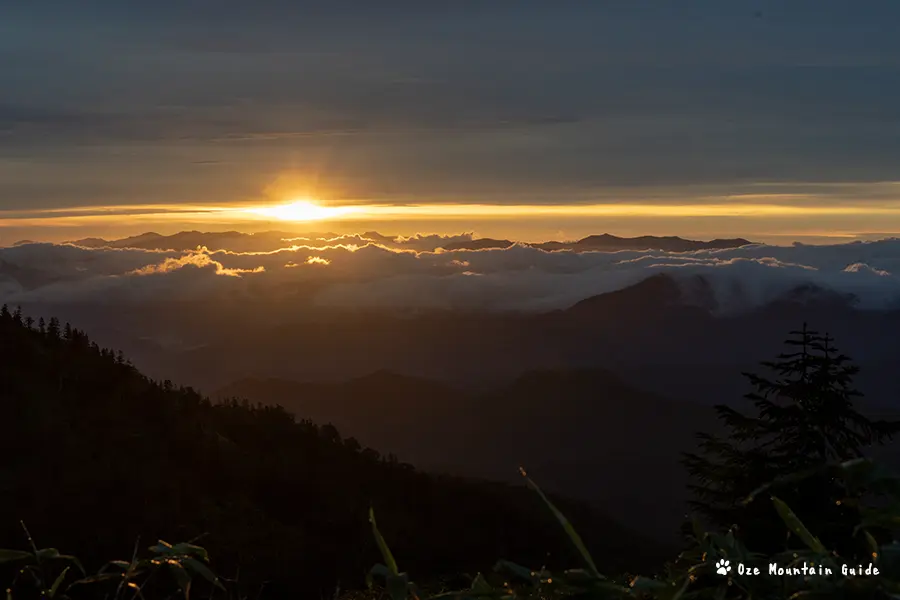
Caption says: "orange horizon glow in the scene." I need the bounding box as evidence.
[4,194,900,247]
[235,199,900,221]
[5,198,900,227]
[244,199,361,221]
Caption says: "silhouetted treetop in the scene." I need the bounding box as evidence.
[683,323,900,555]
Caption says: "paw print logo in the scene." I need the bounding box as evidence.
[715,559,731,576]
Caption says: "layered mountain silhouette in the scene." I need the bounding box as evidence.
[443,233,752,252]
[64,230,752,253]
[26,270,891,407]
[565,272,712,317]
[4,256,900,586]
[216,367,720,540]
[70,230,303,252]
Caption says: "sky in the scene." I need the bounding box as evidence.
[3,1,900,244]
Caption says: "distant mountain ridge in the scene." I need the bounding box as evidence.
[443,233,753,252]
[120,270,890,401]
[214,366,720,541]
[62,230,753,253]
[566,272,862,317]
[68,230,300,252]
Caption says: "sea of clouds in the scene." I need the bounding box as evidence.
[2,234,900,313]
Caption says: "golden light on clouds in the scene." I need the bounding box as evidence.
[7,199,900,229]
[359,203,900,218]
[6,188,900,247]
[235,199,900,220]
[244,199,359,221]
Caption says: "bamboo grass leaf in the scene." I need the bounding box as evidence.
[772,496,827,554]
[519,467,602,580]
[172,544,209,562]
[183,558,225,591]
[35,549,60,562]
[368,508,399,576]
[57,555,85,575]
[0,550,32,563]
[48,566,69,599]
[493,560,536,582]
[167,561,192,600]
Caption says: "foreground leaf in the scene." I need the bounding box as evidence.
[48,566,70,599]
[149,541,174,555]
[0,549,32,563]
[369,508,399,575]
[772,496,826,554]
[57,554,86,575]
[172,544,209,562]
[183,557,225,590]
[520,467,602,580]
[167,560,192,599]
[35,548,60,561]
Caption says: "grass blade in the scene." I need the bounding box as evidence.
[20,522,38,557]
[48,566,69,599]
[519,467,602,580]
[57,554,86,575]
[772,496,827,554]
[369,508,399,575]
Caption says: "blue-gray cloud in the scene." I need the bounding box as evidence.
[3,1,900,210]
[4,235,900,313]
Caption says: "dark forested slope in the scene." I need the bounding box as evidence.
[0,307,664,597]
[217,368,720,542]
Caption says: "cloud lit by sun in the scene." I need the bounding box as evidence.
[245,199,359,222]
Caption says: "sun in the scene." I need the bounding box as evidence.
[246,199,357,221]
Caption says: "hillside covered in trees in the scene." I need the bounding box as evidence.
[6,305,900,599]
[215,368,720,541]
[0,306,664,598]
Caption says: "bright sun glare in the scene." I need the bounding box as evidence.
[247,199,357,221]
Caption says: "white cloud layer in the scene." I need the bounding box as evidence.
[3,235,900,312]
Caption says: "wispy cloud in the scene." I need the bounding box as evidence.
[3,234,900,313]
[4,2,900,215]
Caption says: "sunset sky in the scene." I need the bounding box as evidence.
[3,1,900,244]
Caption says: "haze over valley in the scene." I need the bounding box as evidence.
[5,229,900,546]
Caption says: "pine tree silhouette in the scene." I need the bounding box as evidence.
[47,317,61,339]
[683,323,900,555]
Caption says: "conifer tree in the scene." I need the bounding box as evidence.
[0,305,9,320]
[47,317,61,339]
[12,306,22,325]
[683,324,900,555]
[38,317,45,335]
